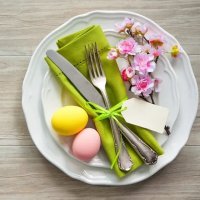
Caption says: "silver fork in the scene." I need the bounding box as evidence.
[85,43,158,166]
[85,43,133,171]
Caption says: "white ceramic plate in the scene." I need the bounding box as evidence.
[41,44,179,169]
[22,10,198,185]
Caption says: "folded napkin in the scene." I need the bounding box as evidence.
[45,25,164,177]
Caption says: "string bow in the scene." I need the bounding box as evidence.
[87,99,127,123]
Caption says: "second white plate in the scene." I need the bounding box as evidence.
[41,29,179,169]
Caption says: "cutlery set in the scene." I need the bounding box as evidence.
[46,43,158,171]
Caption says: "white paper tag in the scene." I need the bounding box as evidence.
[121,98,169,133]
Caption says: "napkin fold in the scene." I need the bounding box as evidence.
[45,25,164,177]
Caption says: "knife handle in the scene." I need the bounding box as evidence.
[116,122,158,165]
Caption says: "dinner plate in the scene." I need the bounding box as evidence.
[22,10,198,185]
[41,44,179,169]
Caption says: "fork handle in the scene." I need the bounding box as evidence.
[101,90,133,171]
[102,91,158,165]
[116,122,158,165]
[109,118,133,171]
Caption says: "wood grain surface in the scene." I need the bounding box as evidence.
[0,0,199,199]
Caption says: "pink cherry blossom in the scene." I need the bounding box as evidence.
[115,17,134,32]
[131,22,148,36]
[121,67,135,81]
[117,37,141,56]
[141,43,152,53]
[121,69,129,81]
[132,53,156,74]
[141,44,164,57]
[148,34,165,48]
[107,48,119,60]
[149,46,165,57]
[131,75,154,97]
[154,78,162,92]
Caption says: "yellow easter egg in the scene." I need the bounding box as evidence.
[51,106,88,136]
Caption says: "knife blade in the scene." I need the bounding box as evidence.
[46,50,105,108]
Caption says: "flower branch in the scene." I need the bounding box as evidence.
[107,17,180,135]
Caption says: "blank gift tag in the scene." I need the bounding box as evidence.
[121,98,169,133]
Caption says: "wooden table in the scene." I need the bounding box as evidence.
[0,0,199,199]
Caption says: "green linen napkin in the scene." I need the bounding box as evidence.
[45,25,164,178]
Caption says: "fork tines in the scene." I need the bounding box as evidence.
[85,43,105,78]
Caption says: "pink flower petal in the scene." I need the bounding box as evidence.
[130,75,154,97]
[117,38,140,56]
[115,17,134,32]
[107,48,119,60]
[132,53,156,74]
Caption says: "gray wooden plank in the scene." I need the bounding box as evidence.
[0,0,199,55]
[0,0,200,198]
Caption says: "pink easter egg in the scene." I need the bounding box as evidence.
[72,128,101,161]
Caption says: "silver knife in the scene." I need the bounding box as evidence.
[46,49,158,165]
[46,50,105,108]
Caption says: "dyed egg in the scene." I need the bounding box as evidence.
[72,128,101,161]
[51,106,88,136]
